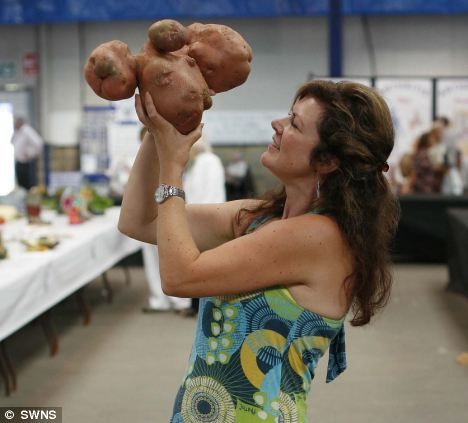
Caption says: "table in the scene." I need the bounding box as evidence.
[393,194,468,262]
[446,208,468,296]
[0,207,141,342]
[0,207,141,395]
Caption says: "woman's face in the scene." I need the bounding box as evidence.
[261,96,323,181]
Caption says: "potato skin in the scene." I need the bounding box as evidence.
[148,19,187,52]
[84,20,253,133]
[84,40,137,100]
[136,42,211,135]
[187,23,253,93]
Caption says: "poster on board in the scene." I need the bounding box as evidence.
[375,78,433,174]
[437,79,468,155]
[437,79,468,191]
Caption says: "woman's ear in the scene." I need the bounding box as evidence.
[317,154,340,175]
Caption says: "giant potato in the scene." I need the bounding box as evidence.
[84,40,137,101]
[84,19,252,133]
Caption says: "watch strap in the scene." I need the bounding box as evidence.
[155,184,186,203]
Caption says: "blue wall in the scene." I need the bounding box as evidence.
[1,0,468,24]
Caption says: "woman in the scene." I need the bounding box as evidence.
[412,131,438,193]
[118,80,400,422]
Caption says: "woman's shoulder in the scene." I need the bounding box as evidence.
[246,213,343,254]
[288,212,342,239]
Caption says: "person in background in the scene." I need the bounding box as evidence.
[398,152,415,194]
[441,122,464,195]
[119,80,399,422]
[225,150,256,200]
[428,116,450,192]
[11,117,43,190]
[412,132,438,193]
[180,134,226,316]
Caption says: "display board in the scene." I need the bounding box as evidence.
[375,78,433,168]
[79,106,114,174]
[437,79,468,156]
[108,98,141,167]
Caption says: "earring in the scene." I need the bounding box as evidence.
[316,177,320,199]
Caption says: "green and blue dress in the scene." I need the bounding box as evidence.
[170,215,347,423]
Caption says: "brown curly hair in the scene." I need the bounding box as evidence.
[238,80,400,326]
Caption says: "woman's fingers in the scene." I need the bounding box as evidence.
[187,123,204,147]
[144,92,163,123]
[135,94,149,126]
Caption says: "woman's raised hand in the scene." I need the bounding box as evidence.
[135,92,203,170]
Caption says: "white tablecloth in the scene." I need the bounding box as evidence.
[0,207,141,341]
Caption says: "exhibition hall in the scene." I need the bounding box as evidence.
[0,1,467,422]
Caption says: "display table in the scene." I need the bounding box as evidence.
[446,208,468,296]
[0,207,141,342]
[393,194,468,262]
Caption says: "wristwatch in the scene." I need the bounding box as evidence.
[155,184,186,204]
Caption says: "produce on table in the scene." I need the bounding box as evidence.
[21,236,59,252]
[84,19,252,134]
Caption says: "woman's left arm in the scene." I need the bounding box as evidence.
[143,93,337,298]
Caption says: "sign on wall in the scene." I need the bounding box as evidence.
[0,61,16,78]
[203,110,286,145]
[314,77,372,87]
[375,78,433,168]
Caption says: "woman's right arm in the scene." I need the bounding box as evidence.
[118,130,160,244]
[118,130,260,249]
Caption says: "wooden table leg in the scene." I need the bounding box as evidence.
[1,341,16,392]
[39,311,59,356]
[0,341,12,396]
[76,288,92,325]
[123,264,131,286]
[101,272,113,304]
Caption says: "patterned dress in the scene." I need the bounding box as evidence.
[170,215,347,423]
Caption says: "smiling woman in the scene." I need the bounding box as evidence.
[118,80,399,422]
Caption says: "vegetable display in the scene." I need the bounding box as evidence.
[84,19,253,134]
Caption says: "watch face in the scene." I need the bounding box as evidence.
[155,186,165,203]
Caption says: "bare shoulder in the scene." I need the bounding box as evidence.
[261,213,345,252]
[272,214,353,318]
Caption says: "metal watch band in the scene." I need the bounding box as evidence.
[155,184,186,203]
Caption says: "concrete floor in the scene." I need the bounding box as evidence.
[0,264,467,422]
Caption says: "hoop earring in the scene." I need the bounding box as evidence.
[316,177,320,199]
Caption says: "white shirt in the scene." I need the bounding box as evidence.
[11,124,43,163]
[183,152,226,204]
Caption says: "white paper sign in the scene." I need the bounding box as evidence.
[315,77,372,87]
[203,110,287,145]
[107,122,141,167]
